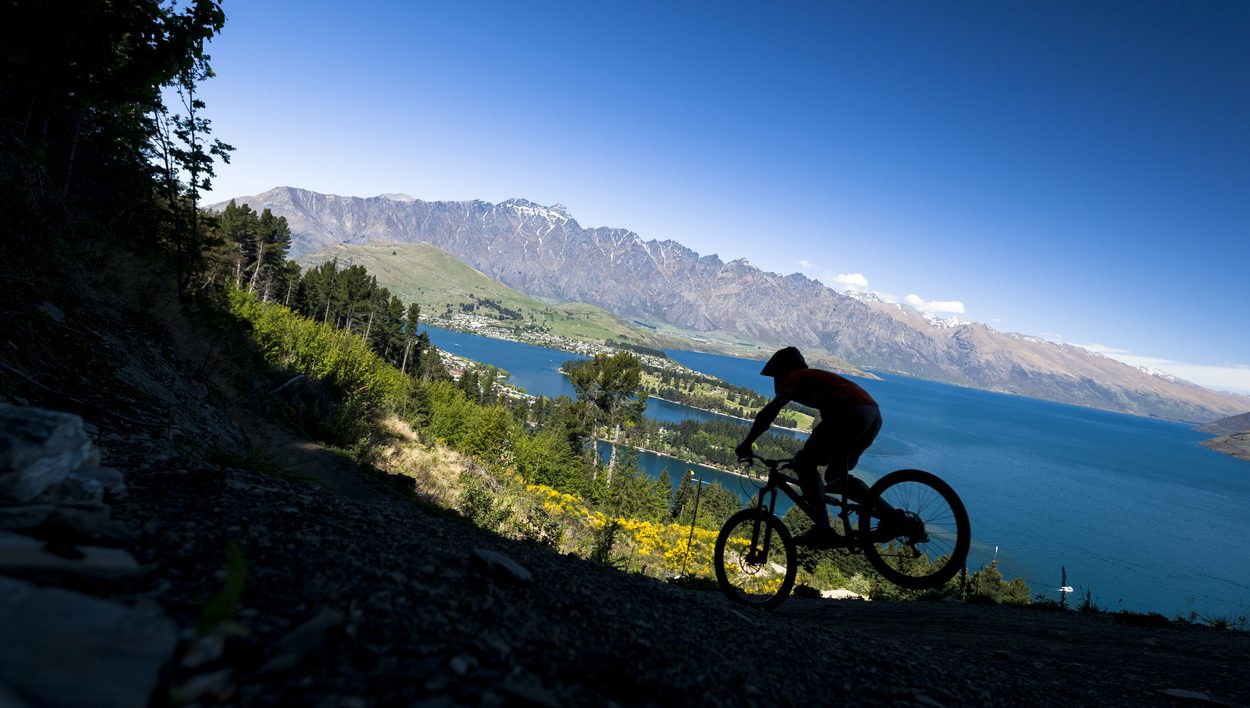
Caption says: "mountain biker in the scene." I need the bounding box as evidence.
[734,346,896,547]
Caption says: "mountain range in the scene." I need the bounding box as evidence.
[213,187,1249,423]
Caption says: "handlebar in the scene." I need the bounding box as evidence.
[738,452,792,471]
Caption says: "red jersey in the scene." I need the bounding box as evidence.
[774,368,877,411]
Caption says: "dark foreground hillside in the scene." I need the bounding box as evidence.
[123,462,1250,707]
[4,413,1249,706]
[1,278,1247,708]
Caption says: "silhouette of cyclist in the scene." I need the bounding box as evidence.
[735,346,895,547]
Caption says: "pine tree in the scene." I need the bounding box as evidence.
[401,303,422,374]
[568,352,647,487]
[671,471,694,520]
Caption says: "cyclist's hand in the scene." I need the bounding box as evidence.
[734,442,754,462]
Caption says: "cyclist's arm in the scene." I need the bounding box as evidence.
[737,395,789,457]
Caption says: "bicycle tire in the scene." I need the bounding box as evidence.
[714,508,797,610]
[859,469,970,590]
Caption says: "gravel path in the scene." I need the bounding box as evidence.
[107,457,1249,707]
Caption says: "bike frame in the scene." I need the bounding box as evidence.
[718,457,971,604]
[747,457,867,549]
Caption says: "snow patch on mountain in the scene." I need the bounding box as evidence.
[844,290,888,305]
[921,311,967,329]
[1009,333,1050,346]
[501,199,571,223]
[1139,366,1182,383]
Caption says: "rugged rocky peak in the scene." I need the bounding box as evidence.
[499,198,571,222]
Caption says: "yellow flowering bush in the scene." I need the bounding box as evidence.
[524,483,723,580]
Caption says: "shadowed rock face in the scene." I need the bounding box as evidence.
[216,187,1250,423]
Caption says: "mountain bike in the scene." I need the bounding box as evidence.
[713,455,971,609]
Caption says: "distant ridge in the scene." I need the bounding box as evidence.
[1199,411,1250,437]
[1198,412,1250,462]
[212,187,1250,423]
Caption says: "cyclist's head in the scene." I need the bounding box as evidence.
[761,346,807,378]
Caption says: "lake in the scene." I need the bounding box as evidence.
[425,326,1250,618]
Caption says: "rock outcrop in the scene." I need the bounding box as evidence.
[0,405,175,708]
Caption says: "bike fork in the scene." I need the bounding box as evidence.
[749,488,778,564]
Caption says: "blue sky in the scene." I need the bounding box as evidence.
[199,1,1250,394]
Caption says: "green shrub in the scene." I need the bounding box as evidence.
[590,518,623,567]
[966,562,1032,606]
[227,288,411,415]
[456,471,511,532]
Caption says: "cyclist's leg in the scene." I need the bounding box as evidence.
[794,457,830,529]
[824,405,885,510]
[828,472,873,505]
[794,424,833,529]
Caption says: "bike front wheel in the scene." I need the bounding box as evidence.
[714,508,797,610]
[860,469,971,590]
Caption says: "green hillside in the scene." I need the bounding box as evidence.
[298,242,668,347]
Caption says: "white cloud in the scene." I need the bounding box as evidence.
[1075,343,1250,395]
[1075,343,1126,357]
[832,272,869,290]
[905,294,967,315]
[796,261,871,292]
[794,263,964,314]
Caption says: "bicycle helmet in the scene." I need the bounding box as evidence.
[760,346,807,377]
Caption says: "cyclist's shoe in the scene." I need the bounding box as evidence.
[792,526,845,549]
[873,509,925,543]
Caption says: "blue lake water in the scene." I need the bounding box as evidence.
[425,326,1250,617]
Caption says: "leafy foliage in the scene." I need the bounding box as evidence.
[966,562,1032,606]
[226,288,412,445]
[1,0,230,288]
[457,471,511,532]
[208,201,294,300]
[671,474,743,530]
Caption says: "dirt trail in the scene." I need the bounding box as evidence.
[243,419,408,508]
[778,597,1250,705]
[112,458,1250,707]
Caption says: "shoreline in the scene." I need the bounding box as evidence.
[600,439,765,483]
[426,320,809,435]
[644,393,811,435]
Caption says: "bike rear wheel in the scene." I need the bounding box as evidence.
[860,469,970,590]
[714,508,797,610]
